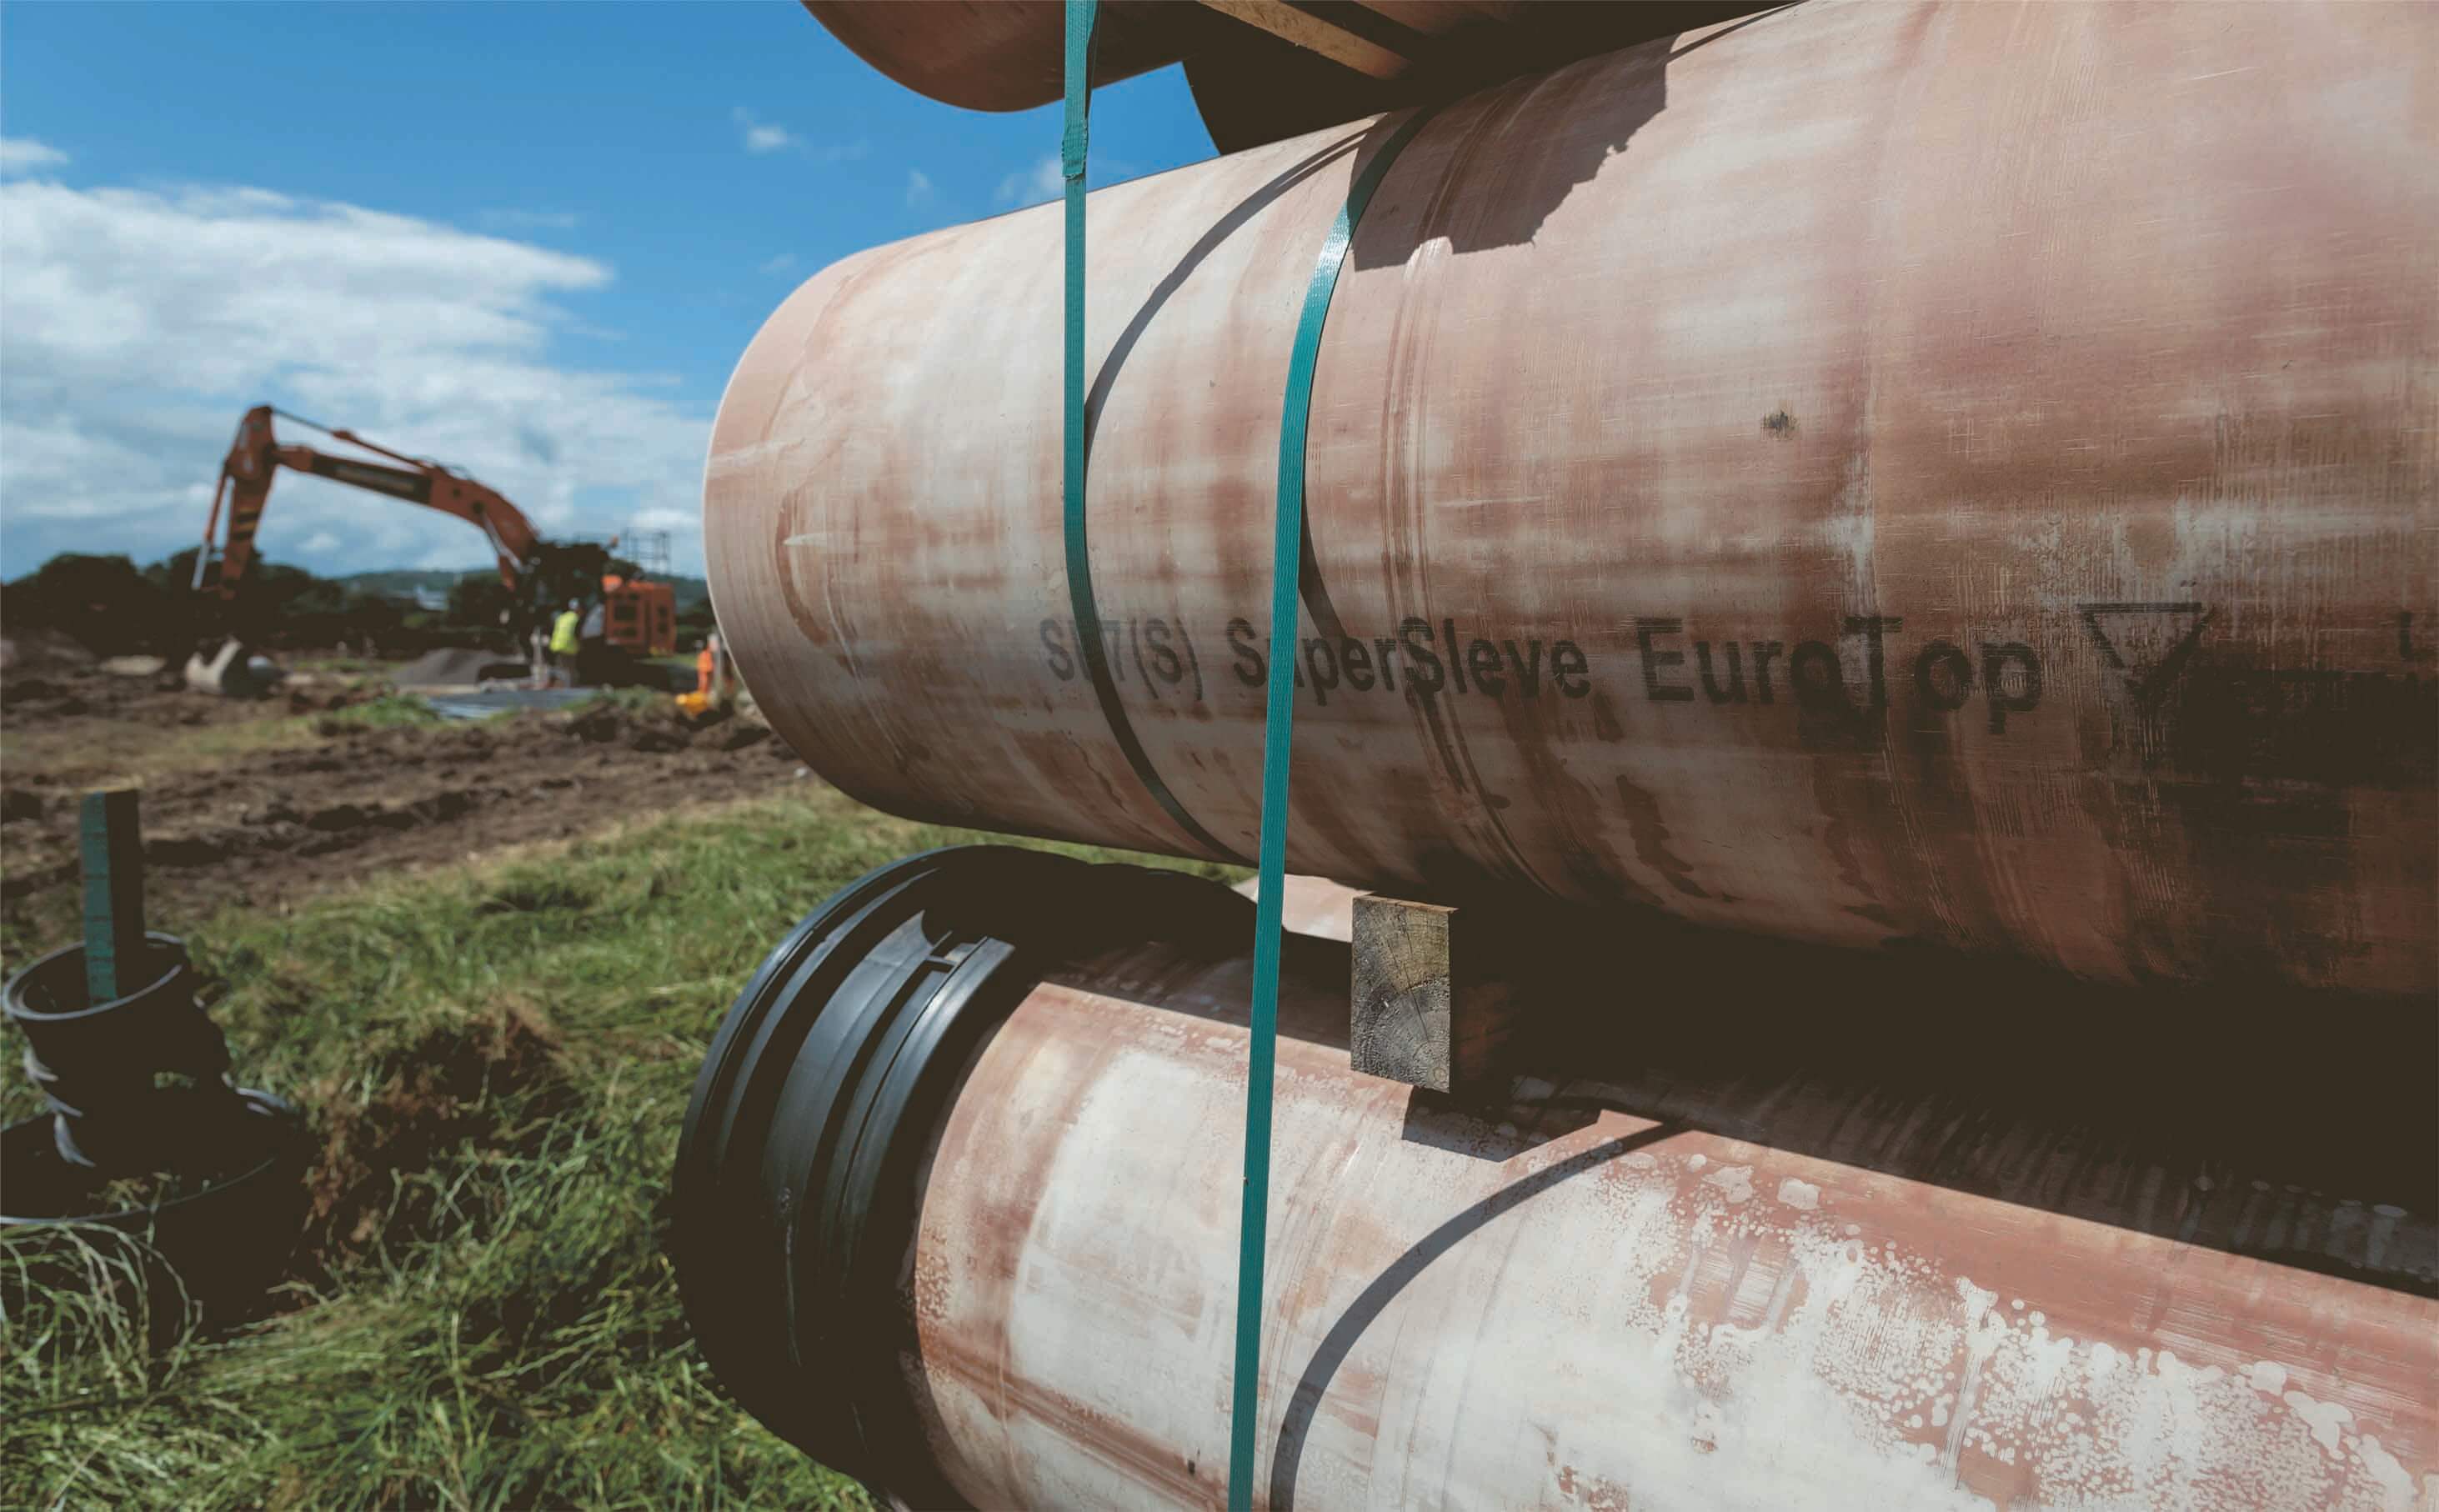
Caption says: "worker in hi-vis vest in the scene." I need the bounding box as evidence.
[548,601,582,688]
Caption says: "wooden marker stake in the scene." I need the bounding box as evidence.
[78,788,147,1004]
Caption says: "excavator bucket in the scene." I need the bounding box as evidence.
[183,638,280,698]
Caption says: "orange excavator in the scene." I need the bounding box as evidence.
[187,405,676,690]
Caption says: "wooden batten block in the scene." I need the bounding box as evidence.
[1350,893,1520,1096]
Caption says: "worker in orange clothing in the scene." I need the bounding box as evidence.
[694,632,730,705]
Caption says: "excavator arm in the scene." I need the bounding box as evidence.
[187,403,675,693]
[194,405,543,598]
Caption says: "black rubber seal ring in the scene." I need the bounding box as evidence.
[672,844,1254,1505]
[673,845,1088,1504]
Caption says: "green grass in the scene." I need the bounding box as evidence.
[0,708,323,787]
[572,686,674,717]
[0,688,623,807]
[311,692,448,732]
[285,657,383,678]
[0,678,408,787]
[0,785,1242,1510]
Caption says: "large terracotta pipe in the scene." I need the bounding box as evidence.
[799,0,1192,115]
[798,1,1771,153]
[672,851,2438,1509]
[707,3,2437,996]
[915,976,2439,1511]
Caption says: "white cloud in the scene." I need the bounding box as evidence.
[994,155,1064,208]
[732,106,796,155]
[0,137,69,176]
[298,531,342,556]
[0,178,712,578]
[759,252,799,276]
[628,506,696,534]
[904,168,934,208]
[731,108,869,166]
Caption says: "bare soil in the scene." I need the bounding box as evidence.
[298,999,574,1270]
[0,664,796,941]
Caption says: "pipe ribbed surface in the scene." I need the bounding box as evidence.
[707,3,2436,995]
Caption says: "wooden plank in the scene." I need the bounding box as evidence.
[1194,0,1413,79]
[78,787,147,1004]
[1350,0,1520,37]
[1350,893,1519,1094]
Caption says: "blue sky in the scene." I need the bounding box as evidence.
[0,2,1216,578]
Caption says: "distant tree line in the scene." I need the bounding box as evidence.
[0,548,717,658]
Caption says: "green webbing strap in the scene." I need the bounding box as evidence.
[1060,0,1104,828]
[1062,0,1099,672]
[1228,104,1440,1512]
[1059,0,1241,864]
[1054,1,1437,1487]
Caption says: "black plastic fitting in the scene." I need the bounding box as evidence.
[2,934,310,1322]
[7,933,238,1169]
[671,845,1250,1505]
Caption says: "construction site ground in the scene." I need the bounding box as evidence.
[0,654,793,950]
[0,643,1237,1510]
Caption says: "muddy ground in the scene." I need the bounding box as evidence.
[0,661,801,944]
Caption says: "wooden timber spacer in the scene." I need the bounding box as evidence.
[1349,893,1523,1097]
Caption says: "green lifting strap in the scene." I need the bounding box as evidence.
[1056,3,1440,1496]
[1228,105,1440,1512]
[1059,0,1241,864]
[1059,0,1109,830]
[1061,0,1099,690]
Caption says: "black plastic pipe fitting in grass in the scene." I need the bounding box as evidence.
[2,933,310,1323]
